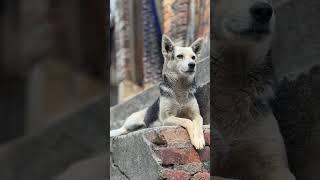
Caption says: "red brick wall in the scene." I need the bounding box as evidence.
[146,126,211,179]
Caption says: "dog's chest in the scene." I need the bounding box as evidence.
[175,94,190,105]
[171,99,193,118]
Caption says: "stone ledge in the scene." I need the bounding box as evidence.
[110,125,210,179]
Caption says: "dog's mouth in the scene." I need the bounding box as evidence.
[185,70,195,74]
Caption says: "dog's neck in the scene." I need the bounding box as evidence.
[164,72,194,87]
[160,72,196,101]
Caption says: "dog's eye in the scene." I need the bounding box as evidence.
[191,56,196,60]
[177,54,183,59]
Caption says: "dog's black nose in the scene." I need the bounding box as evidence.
[188,63,195,69]
[250,2,273,24]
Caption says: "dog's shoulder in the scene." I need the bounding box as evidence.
[144,97,160,127]
[159,75,174,97]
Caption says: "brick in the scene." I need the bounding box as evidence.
[160,169,191,180]
[204,129,210,145]
[147,127,210,148]
[147,131,167,145]
[156,147,201,165]
[203,162,210,172]
[159,128,190,144]
[193,172,210,180]
[174,163,204,174]
[198,146,210,162]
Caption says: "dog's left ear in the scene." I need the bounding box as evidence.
[162,34,174,55]
[190,38,204,56]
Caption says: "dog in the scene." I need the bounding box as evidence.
[212,0,296,179]
[110,35,206,150]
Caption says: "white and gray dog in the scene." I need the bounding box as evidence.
[212,0,295,179]
[110,35,205,149]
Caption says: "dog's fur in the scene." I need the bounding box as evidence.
[213,0,295,179]
[110,35,206,149]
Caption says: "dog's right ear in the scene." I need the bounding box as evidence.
[162,35,174,56]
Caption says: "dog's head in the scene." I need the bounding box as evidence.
[161,35,203,77]
[213,0,275,47]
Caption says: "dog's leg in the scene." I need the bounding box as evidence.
[192,113,205,149]
[110,108,147,137]
[162,116,204,149]
[110,127,128,137]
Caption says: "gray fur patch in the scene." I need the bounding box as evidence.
[144,98,160,127]
[159,75,174,97]
[160,74,197,99]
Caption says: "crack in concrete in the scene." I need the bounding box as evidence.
[110,138,130,180]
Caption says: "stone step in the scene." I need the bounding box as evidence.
[110,125,210,179]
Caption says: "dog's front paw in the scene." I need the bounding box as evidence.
[197,129,205,150]
[190,128,205,150]
[192,137,205,150]
[198,129,205,148]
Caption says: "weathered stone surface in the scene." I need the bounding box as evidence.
[110,85,160,129]
[204,128,210,145]
[193,171,210,180]
[174,163,205,175]
[156,147,201,165]
[199,146,210,162]
[110,129,160,179]
[110,126,210,179]
[160,169,191,180]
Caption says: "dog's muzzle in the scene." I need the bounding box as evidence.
[186,62,196,73]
